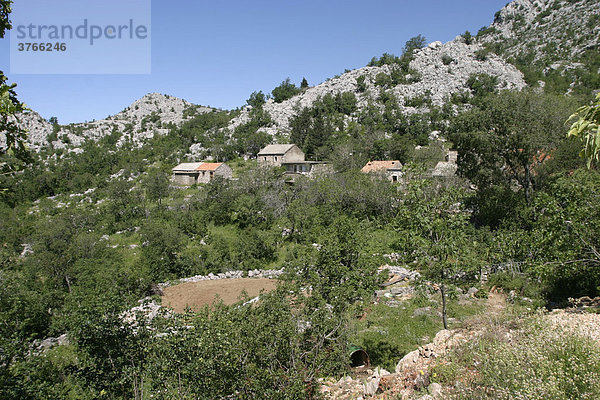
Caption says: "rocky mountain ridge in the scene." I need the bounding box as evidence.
[13,93,212,153]
[212,37,525,140]
[9,0,599,157]
[478,0,599,61]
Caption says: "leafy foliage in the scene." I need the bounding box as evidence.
[271,78,301,103]
[246,90,267,108]
[567,92,600,168]
[450,90,578,225]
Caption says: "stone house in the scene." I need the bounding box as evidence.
[283,161,333,178]
[431,150,458,178]
[172,162,233,185]
[361,160,403,182]
[257,144,305,167]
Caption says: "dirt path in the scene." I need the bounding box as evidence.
[161,278,278,313]
[486,291,507,315]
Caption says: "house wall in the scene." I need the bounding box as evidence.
[387,170,403,182]
[282,146,305,164]
[196,170,213,184]
[285,163,311,174]
[309,163,333,177]
[195,165,233,184]
[258,145,306,167]
[259,155,282,167]
[172,172,198,185]
[215,164,233,179]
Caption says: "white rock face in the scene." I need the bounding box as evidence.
[216,37,525,144]
[478,0,600,63]
[9,93,213,153]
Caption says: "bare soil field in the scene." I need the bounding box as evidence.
[161,278,278,313]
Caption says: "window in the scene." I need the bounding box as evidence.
[275,156,278,161]
[392,176,398,182]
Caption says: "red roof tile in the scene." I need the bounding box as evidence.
[361,160,401,173]
[196,163,222,171]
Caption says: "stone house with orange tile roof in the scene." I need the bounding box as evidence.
[172,162,233,185]
[361,160,403,182]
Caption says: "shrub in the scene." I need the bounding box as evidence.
[462,30,473,45]
[356,75,367,92]
[474,48,489,61]
[443,318,600,399]
[442,54,454,65]
[374,72,392,87]
[466,73,498,98]
[246,90,266,108]
[271,78,301,103]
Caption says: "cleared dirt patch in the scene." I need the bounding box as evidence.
[161,278,278,313]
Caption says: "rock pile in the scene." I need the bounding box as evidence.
[320,329,473,399]
[158,268,285,289]
[376,265,420,305]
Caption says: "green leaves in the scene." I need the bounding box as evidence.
[271,78,301,103]
[567,92,600,169]
[0,72,32,181]
[451,90,578,225]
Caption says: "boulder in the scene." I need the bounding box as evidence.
[395,349,420,373]
[430,382,443,398]
[363,377,380,396]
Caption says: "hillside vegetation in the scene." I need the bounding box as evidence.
[1,0,600,399]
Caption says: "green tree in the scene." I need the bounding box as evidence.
[466,73,498,100]
[300,77,309,89]
[232,107,272,157]
[524,169,600,301]
[0,1,31,183]
[271,78,300,103]
[403,34,427,55]
[289,215,382,313]
[246,90,266,108]
[140,218,187,281]
[356,75,367,92]
[462,30,473,45]
[450,90,577,225]
[393,183,479,328]
[567,92,600,168]
[63,292,151,399]
[143,168,170,205]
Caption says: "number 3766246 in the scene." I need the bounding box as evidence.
[18,42,67,51]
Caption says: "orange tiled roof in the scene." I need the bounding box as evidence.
[361,160,401,173]
[196,162,222,171]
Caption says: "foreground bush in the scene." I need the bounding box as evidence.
[434,315,600,399]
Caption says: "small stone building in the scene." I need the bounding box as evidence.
[258,144,305,167]
[361,160,403,182]
[431,150,458,178]
[172,162,233,185]
[283,161,333,177]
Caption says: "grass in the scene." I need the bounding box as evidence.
[228,158,258,179]
[348,294,485,372]
[431,311,600,399]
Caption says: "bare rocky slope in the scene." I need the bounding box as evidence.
[478,0,599,64]
[10,0,599,156]
[14,93,213,153]
[189,37,525,156]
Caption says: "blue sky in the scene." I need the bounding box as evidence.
[0,0,508,124]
